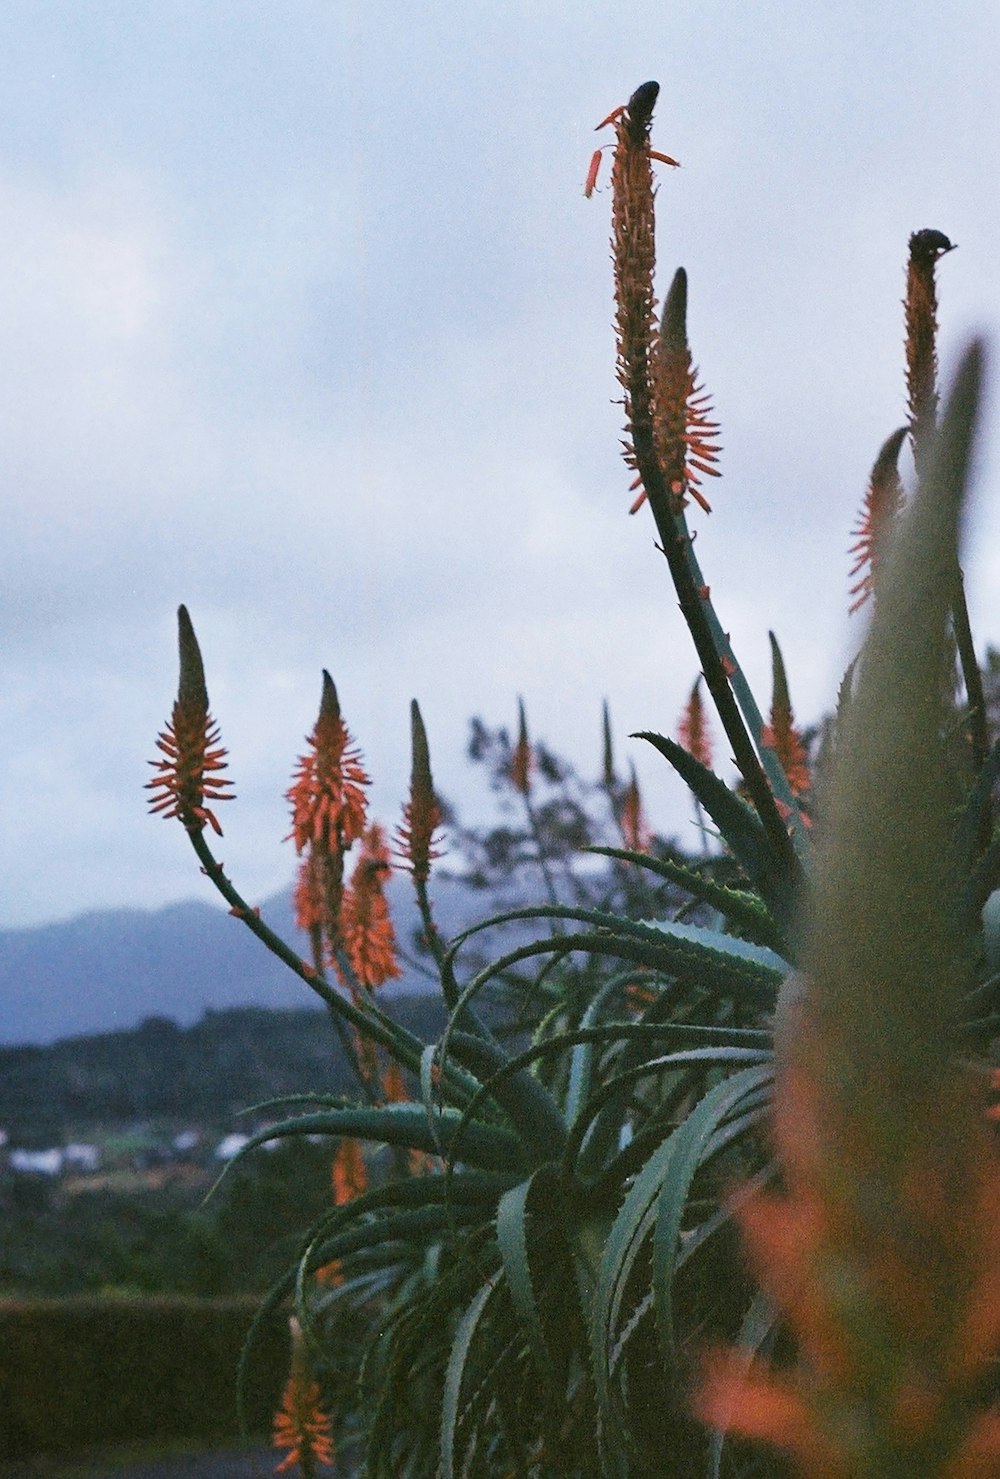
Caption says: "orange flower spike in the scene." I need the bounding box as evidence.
[700,1068,1000,1478]
[332,1136,367,1205]
[603,82,662,504]
[601,699,618,790]
[381,1058,407,1104]
[678,675,713,770]
[146,605,234,835]
[286,671,369,856]
[395,699,444,883]
[641,267,722,517]
[764,632,810,803]
[848,427,907,614]
[339,823,401,989]
[905,228,956,480]
[273,1318,335,1476]
[621,762,651,852]
[510,696,533,796]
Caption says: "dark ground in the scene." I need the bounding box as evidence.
[0,1442,357,1479]
[0,1446,276,1479]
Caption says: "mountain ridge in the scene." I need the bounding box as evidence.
[0,871,512,1046]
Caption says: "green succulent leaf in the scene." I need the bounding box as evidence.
[226,1103,527,1174]
[635,730,799,926]
[587,844,789,953]
[803,340,984,1124]
[447,1030,568,1162]
[590,1065,772,1470]
[495,1163,574,1439]
[440,1271,505,1479]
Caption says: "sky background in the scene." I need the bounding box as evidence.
[2,2,999,929]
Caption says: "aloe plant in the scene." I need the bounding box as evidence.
[145,78,1000,1479]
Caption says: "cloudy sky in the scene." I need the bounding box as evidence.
[2,1,998,929]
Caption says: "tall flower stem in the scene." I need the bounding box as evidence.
[676,498,811,855]
[603,85,806,885]
[396,699,448,970]
[186,826,476,1106]
[906,229,988,776]
[952,567,989,772]
[639,372,805,884]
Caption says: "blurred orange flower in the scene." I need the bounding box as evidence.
[339,824,401,989]
[273,1319,334,1475]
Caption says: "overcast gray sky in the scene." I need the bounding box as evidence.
[2,2,999,928]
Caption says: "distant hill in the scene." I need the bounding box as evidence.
[0,872,529,1046]
[0,1000,449,1137]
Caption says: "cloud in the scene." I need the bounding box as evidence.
[1,3,1000,927]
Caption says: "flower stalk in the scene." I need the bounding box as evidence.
[395,698,446,967]
[595,91,809,876]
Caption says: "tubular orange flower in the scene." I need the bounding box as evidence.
[332,1136,367,1205]
[597,81,688,515]
[848,427,907,614]
[678,675,713,770]
[395,699,444,883]
[339,823,401,989]
[286,671,369,856]
[293,853,325,934]
[607,81,659,400]
[146,605,234,835]
[273,1318,335,1475]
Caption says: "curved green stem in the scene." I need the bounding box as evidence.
[186,826,477,1105]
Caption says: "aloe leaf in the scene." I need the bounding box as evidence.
[440,1272,504,1479]
[587,843,788,952]
[564,972,639,1132]
[638,918,788,977]
[967,836,1000,924]
[629,918,785,1005]
[802,341,984,1121]
[651,1074,772,1376]
[635,730,798,926]
[418,1041,446,1158]
[954,734,1000,878]
[706,1289,780,1479]
[590,1065,770,1470]
[226,1103,526,1174]
[293,1171,519,1287]
[495,1164,571,1443]
[447,1030,568,1161]
[236,1265,296,1440]
[304,1205,484,1277]
[452,922,782,1013]
[569,1045,771,1185]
